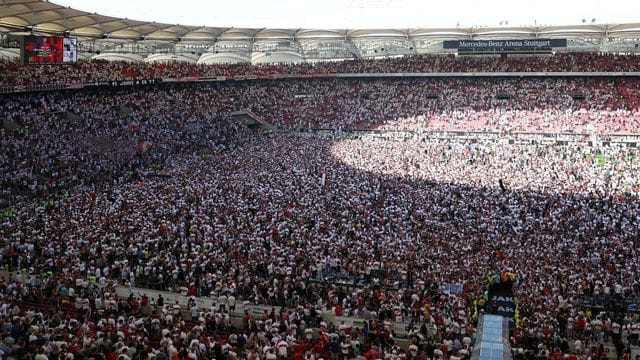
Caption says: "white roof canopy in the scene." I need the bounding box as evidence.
[2,0,639,42]
[2,0,640,62]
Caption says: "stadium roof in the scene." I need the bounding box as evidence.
[2,0,640,43]
[2,0,640,63]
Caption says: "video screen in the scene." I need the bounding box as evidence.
[22,35,77,65]
[63,37,78,63]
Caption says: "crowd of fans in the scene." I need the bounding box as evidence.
[1,68,640,359]
[239,77,640,132]
[1,132,639,359]
[3,77,640,207]
[1,52,639,86]
[0,84,252,209]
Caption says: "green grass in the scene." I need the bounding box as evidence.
[1,208,17,219]
[585,154,607,168]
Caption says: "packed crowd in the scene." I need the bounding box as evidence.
[1,72,640,359]
[1,52,639,86]
[2,131,640,359]
[239,77,640,132]
[0,84,252,208]
[3,77,640,208]
[3,273,412,360]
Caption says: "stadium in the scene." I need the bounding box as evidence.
[1,0,640,359]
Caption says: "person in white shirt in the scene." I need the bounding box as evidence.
[574,339,583,354]
[277,339,289,359]
[34,351,49,360]
[218,293,227,312]
[227,295,236,312]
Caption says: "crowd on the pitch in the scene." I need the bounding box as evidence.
[241,77,640,132]
[1,52,640,86]
[1,77,638,208]
[0,84,253,209]
[2,77,640,207]
[1,73,640,359]
[1,131,640,359]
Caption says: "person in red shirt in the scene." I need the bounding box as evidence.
[439,343,449,359]
[364,345,380,360]
[293,343,309,360]
[320,331,329,346]
[576,316,586,334]
[129,296,139,313]
[312,339,327,359]
[550,348,563,360]
[596,344,607,359]
[122,324,132,338]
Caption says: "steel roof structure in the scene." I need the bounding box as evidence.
[1,0,640,62]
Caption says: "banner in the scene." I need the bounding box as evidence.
[270,73,338,79]
[0,85,15,94]
[578,295,639,313]
[443,283,463,294]
[85,79,161,87]
[483,272,519,325]
[488,294,516,317]
[334,316,369,329]
[443,39,567,49]
[0,84,76,94]
[162,77,226,83]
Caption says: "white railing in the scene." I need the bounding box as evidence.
[0,270,412,337]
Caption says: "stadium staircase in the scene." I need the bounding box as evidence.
[231,110,278,131]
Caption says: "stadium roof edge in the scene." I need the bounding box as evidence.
[2,0,640,44]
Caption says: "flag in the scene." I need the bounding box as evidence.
[138,140,152,153]
[499,179,506,193]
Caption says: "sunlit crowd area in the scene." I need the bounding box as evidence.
[1,55,640,360]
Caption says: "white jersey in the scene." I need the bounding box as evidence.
[277,340,289,356]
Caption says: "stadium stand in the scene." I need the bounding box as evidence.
[1,53,640,86]
[1,78,640,359]
[2,1,640,360]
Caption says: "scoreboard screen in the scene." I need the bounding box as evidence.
[21,36,77,65]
